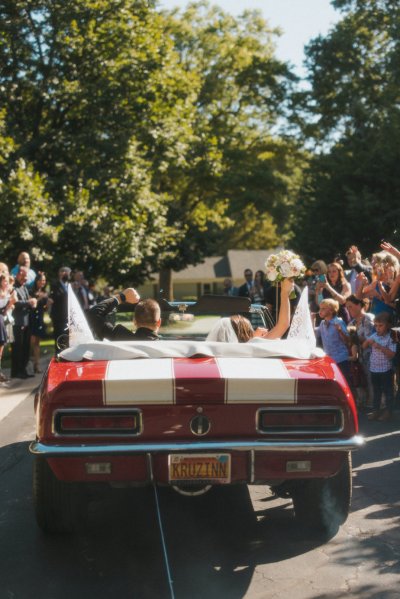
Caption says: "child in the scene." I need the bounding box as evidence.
[347,326,366,407]
[363,312,397,421]
[315,298,353,391]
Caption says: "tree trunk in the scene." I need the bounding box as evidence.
[159,268,173,301]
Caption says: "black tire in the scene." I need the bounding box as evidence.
[33,457,86,533]
[291,453,352,535]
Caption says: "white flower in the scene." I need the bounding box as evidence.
[280,261,292,277]
[264,250,305,283]
[266,268,278,281]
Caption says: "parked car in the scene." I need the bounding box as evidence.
[30,295,363,534]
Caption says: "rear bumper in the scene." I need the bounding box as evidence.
[30,435,364,457]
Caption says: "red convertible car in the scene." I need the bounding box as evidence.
[30,296,363,533]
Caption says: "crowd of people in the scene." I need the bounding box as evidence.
[0,253,107,382]
[225,242,400,421]
[1,242,400,423]
[308,243,400,422]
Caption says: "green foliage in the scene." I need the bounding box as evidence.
[291,0,400,262]
[0,156,58,260]
[0,114,57,261]
[0,0,305,281]
[0,110,15,164]
[0,0,185,280]
[162,2,303,259]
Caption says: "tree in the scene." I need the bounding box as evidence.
[291,0,400,261]
[0,0,189,281]
[1,0,305,289]
[0,110,57,262]
[155,2,305,295]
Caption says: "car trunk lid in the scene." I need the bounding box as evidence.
[103,357,298,406]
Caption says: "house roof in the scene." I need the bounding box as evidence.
[172,255,229,280]
[172,248,283,281]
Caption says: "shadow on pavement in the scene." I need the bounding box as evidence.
[1,443,330,599]
[158,485,330,599]
[325,413,400,586]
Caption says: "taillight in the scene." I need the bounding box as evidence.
[258,408,343,434]
[53,409,142,436]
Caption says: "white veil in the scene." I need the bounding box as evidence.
[206,317,239,343]
[68,285,95,347]
[287,286,316,350]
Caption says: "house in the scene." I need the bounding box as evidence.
[137,248,283,301]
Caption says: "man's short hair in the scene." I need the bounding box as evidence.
[134,299,161,326]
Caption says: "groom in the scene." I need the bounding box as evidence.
[87,288,161,341]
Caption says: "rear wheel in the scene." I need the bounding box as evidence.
[33,457,86,533]
[291,453,352,535]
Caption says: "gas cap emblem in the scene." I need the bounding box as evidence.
[190,414,211,436]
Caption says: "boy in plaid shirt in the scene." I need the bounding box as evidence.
[363,312,397,421]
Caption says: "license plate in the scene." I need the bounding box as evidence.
[168,453,231,484]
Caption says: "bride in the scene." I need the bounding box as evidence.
[206,278,294,343]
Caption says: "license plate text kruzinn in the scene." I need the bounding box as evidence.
[169,454,231,483]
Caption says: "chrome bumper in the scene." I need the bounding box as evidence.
[30,435,364,457]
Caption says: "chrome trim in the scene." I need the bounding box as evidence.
[256,406,344,435]
[172,485,212,497]
[29,435,364,457]
[189,414,211,437]
[52,408,143,438]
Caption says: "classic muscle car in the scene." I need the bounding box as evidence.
[30,296,363,533]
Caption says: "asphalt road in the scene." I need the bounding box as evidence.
[0,382,399,599]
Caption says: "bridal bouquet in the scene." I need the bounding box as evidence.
[265,250,305,297]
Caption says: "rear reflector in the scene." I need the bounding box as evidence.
[54,409,142,436]
[258,408,343,434]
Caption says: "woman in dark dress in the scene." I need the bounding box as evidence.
[30,272,52,373]
[253,270,271,304]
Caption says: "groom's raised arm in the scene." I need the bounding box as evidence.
[87,288,140,340]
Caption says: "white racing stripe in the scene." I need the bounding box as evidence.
[217,358,296,403]
[103,357,297,405]
[104,359,174,405]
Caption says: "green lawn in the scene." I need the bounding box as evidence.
[2,338,54,369]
